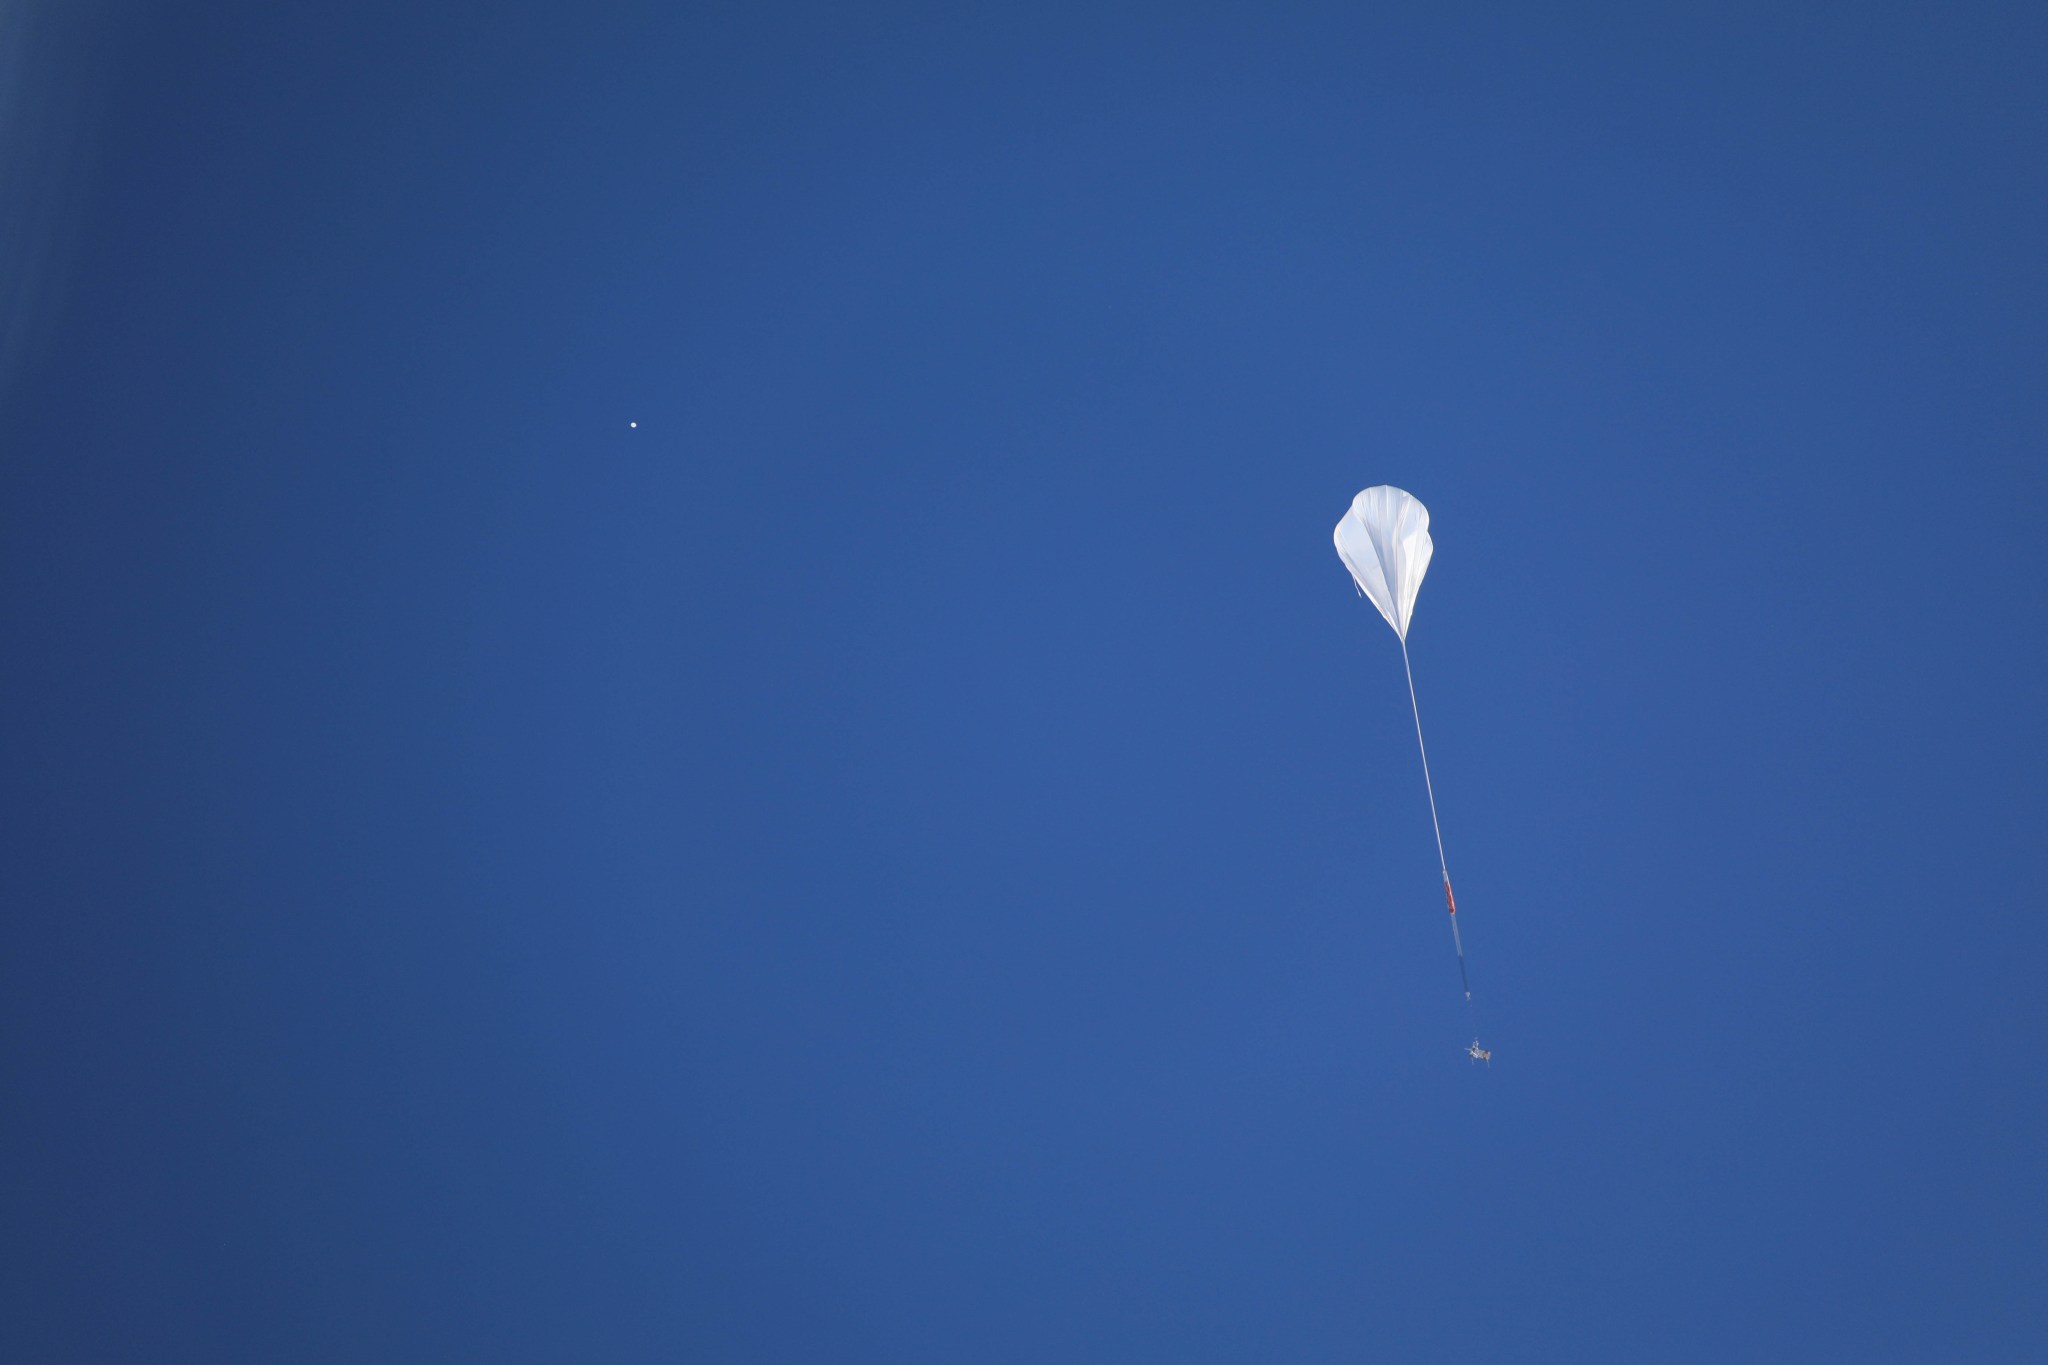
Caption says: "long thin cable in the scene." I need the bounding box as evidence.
[1399,635,1469,999]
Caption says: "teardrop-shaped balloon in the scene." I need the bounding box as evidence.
[1333,485,1433,640]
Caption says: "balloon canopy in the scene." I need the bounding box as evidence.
[1333,485,1433,641]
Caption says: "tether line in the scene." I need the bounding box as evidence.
[1399,635,1468,1000]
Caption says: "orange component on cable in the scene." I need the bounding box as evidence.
[1444,883,1458,916]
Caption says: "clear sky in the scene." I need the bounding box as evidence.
[4,3,2045,1360]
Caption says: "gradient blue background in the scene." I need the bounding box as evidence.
[4,3,2045,1360]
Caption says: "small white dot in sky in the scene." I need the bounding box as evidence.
[629,421,637,429]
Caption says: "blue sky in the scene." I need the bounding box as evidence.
[3,3,2045,1360]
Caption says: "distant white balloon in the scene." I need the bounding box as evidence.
[1334,485,1474,1008]
[1333,485,1432,641]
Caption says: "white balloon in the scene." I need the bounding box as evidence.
[1333,483,1472,1005]
[1333,485,1433,641]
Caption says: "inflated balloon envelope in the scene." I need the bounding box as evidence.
[1334,486,1479,1026]
[1333,485,1433,641]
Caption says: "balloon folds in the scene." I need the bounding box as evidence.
[1333,485,1432,640]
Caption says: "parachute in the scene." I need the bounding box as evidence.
[1334,486,1473,1003]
